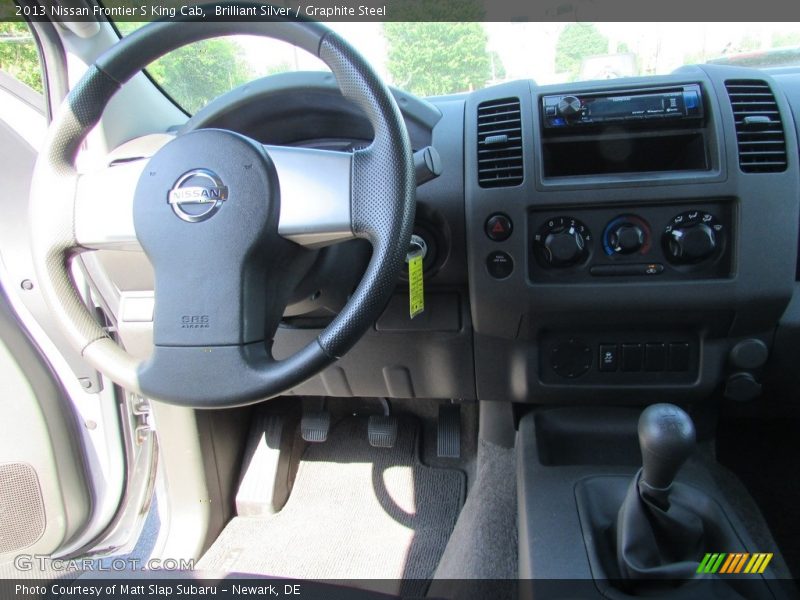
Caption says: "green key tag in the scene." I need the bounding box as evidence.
[408,251,425,319]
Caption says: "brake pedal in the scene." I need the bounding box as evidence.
[368,398,398,448]
[437,404,461,458]
[368,415,398,448]
[301,399,330,443]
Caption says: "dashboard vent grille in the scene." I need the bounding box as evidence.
[725,79,787,173]
[477,97,524,187]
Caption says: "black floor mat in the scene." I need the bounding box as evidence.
[717,417,800,579]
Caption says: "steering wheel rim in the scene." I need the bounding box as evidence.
[29,11,416,408]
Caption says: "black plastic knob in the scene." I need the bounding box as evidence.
[724,372,763,403]
[543,227,585,266]
[558,95,582,118]
[665,223,716,263]
[729,339,769,370]
[610,224,645,254]
[638,403,695,491]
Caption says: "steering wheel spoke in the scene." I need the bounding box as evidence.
[74,159,145,251]
[74,144,357,252]
[267,145,356,248]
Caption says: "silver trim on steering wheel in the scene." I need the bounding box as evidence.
[73,143,355,251]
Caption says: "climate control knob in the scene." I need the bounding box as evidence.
[610,224,645,254]
[602,215,651,256]
[534,216,592,268]
[544,229,585,265]
[666,224,715,262]
[663,211,723,264]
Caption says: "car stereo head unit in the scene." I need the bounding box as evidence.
[542,84,703,130]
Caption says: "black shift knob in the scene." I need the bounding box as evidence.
[638,403,695,491]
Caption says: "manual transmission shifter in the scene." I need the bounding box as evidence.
[637,403,696,508]
[574,403,780,598]
[616,403,704,583]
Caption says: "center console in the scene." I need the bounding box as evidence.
[465,65,799,404]
[516,405,793,599]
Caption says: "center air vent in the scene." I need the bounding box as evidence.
[477,98,524,188]
[725,79,787,173]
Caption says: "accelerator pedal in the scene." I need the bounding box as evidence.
[301,399,330,443]
[368,398,398,448]
[437,404,461,458]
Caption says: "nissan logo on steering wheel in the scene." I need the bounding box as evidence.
[167,168,229,222]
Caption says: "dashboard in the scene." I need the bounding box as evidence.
[468,65,798,404]
[103,64,800,405]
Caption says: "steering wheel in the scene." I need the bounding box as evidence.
[29,11,416,408]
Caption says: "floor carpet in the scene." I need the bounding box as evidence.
[197,416,465,596]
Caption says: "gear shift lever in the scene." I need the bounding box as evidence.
[637,403,695,508]
[595,403,775,596]
[614,403,704,582]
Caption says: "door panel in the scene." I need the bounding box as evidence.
[0,72,97,564]
[0,286,91,559]
[0,70,148,567]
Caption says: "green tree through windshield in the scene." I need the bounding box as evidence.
[383,22,496,96]
[116,21,250,113]
[555,23,609,81]
[147,39,250,113]
[0,22,43,93]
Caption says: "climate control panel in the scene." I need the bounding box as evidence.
[529,202,732,282]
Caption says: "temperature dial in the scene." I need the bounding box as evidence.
[534,216,592,268]
[663,211,724,264]
[603,215,651,256]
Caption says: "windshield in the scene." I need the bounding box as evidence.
[112,22,800,113]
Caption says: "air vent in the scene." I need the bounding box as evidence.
[725,79,787,173]
[477,97,523,187]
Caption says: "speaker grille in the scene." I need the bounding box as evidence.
[0,463,45,553]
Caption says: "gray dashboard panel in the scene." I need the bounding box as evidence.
[83,65,800,405]
[464,65,799,403]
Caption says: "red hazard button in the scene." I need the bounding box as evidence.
[485,213,513,241]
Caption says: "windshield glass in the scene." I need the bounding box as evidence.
[113,22,800,113]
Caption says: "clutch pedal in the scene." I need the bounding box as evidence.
[301,398,330,443]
